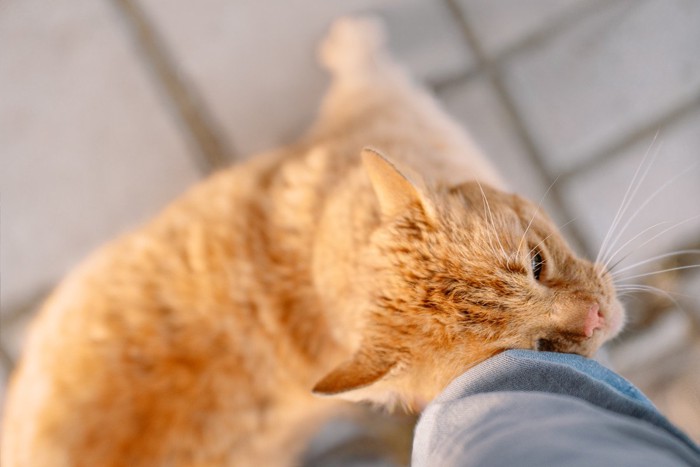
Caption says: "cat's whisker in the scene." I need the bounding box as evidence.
[615,283,697,301]
[600,136,663,266]
[607,214,700,274]
[596,132,660,265]
[615,284,684,309]
[603,162,698,269]
[474,191,498,258]
[600,142,663,267]
[528,218,578,258]
[516,175,560,259]
[482,216,501,259]
[616,284,662,291]
[615,264,700,283]
[476,181,508,260]
[616,283,698,308]
[611,249,700,276]
[602,221,669,272]
[474,183,496,255]
[474,199,500,259]
[617,291,646,304]
[615,289,646,300]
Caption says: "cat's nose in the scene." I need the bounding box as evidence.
[583,303,604,338]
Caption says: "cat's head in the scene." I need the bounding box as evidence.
[313,148,625,409]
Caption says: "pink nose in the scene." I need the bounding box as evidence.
[583,303,605,338]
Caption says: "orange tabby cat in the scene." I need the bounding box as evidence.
[1,17,625,467]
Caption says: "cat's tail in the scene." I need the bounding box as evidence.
[319,16,391,79]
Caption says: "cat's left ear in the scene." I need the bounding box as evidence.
[362,147,436,221]
[312,347,396,396]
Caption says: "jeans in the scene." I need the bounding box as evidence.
[412,350,700,466]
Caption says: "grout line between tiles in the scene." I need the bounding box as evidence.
[443,0,591,256]
[430,0,618,93]
[558,92,700,182]
[110,0,234,174]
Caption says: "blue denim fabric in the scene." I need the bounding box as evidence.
[506,349,655,406]
[413,350,700,466]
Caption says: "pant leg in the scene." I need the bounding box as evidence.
[412,350,700,467]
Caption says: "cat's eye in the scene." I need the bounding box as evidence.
[531,250,544,281]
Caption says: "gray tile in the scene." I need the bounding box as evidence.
[456,0,592,56]
[137,0,474,156]
[0,309,36,364]
[503,0,700,172]
[0,0,201,313]
[679,270,700,317]
[610,308,693,373]
[437,78,568,225]
[563,109,700,272]
[379,1,475,83]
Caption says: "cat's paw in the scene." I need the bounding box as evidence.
[319,16,387,75]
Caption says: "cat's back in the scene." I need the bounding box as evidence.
[1,148,333,467]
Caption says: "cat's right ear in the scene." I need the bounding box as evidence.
[362,148,435,221]
[311,347,396,397]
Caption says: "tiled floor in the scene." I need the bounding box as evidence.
[2,0,699,460]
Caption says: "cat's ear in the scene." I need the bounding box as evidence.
[312,348,396,396]
[362,147,434,220]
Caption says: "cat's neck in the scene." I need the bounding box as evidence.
[258,146,381,360]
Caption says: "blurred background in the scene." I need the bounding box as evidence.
[1,0,699,464]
